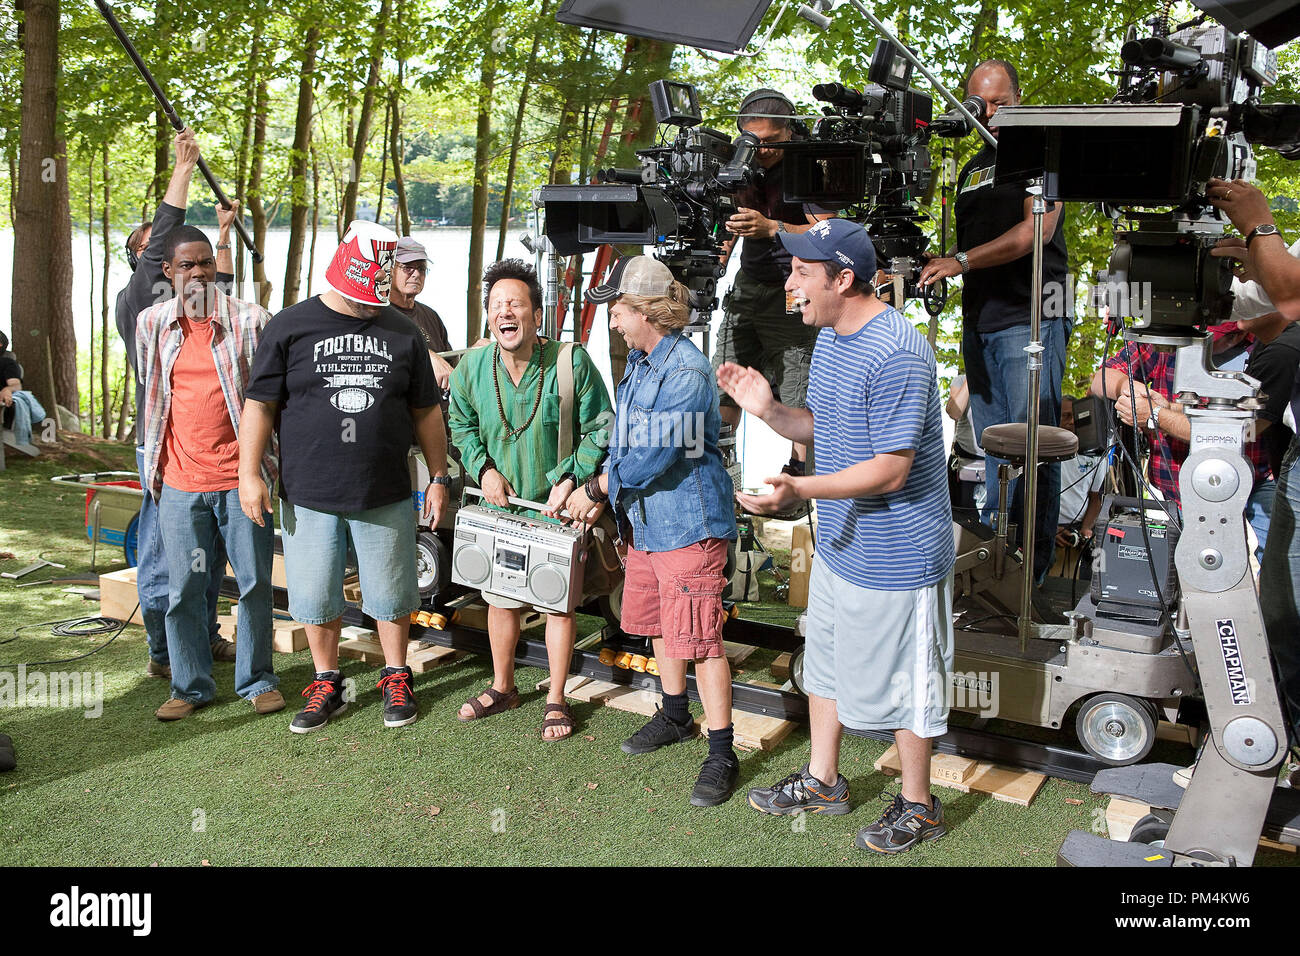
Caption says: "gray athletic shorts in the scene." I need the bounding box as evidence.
[803,557,954,737]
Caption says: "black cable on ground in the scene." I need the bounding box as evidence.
[0,603,136,668]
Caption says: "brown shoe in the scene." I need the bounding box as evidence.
[251,689,286,714]
[146,659,172,680]
[210,638,238,663]
[155,698,199,721]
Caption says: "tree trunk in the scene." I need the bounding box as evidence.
[101,141,111,438]
[308,145,320,297]
[234,28,257,295]
[390,84,410,236]
[466,49,497,343]
[282,25,319,309]
[10,0,59,416]
[496,0,550,262]
[87,153,95,429]
[248,74,272,307]
[340,0,394,227]
[49,139,79,414]
[376,97,391,224]
[151,0,173,206]
[115,359,131,441]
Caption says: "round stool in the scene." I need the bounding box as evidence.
[980,423,1078,464]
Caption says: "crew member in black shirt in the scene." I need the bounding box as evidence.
[919,59,1069,582]
[714,88,833,475]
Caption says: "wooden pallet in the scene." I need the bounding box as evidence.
[550,675,797,750]
[337,630,464,674]
[1106,796,1296,852]
[873,743,1046,807]
[216,614,309,653]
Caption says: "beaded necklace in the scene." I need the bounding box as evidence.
[493,341,546,441]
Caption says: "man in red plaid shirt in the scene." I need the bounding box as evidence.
[137,224,281,722]
[1089,331,1272,523]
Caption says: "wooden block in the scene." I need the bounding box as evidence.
[1260,837,1297,854]
[538,674,593,694]
[340,625,377,641]
[931,753,978,785]
[217,613,237,641]
[732,709,796,750]
[342,574,362,604]
[98,568,144,626]
[226,550,287,589]
[405,642,462,674]
[271,620,308,653]
[1106,797,1151,842]
[771,652,793,682]
[787,524,813,608]
[873,743,1046,807]
[1156,721,1197,746]
[723,641,757,666]
[338,635,387,665]
[565,678,622,703]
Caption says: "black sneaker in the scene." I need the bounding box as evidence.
[747,764,851,816]
[377,666,418,728]
[290,674,347,734]
[855,792,946,854]
[690,752,740,807]
[621,706,696,755]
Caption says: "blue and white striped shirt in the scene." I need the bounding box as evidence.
[806,306,954,590]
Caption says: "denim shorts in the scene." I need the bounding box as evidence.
[280,497,419,624]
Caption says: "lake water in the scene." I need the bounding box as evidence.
[2,224,900,486]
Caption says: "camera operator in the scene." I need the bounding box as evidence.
[918,60,1069,584]
[1207,177,1300,756]
[715,88,834,484]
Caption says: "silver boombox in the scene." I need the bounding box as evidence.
[451,491,588,614]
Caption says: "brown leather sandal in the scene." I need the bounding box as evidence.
[541,702,576,741]
[458,686,520,721]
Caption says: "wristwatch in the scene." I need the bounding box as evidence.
[427,475,452,487]
[955,251,970,274]
[215,242,231,250]
[776,221,788,235]
[1246,223,1280,247]
[1147,404,1161,432]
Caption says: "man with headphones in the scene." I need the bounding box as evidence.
[714,88,835,480]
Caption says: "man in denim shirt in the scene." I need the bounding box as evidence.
[568,256,740,806]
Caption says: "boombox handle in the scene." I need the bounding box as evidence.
[462,486,581,527]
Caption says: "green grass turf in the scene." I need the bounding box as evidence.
[1,439,1295,866]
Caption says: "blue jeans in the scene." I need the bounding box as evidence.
[158,484,276,703]
[1246,477,1275,562]
[280,498,418,625]
[964,318,1068,582]
[1260,440,1300,749]
[135,447,225,665]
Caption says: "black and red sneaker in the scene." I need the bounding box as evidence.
[290,673,347,734]
[377,666,418,728]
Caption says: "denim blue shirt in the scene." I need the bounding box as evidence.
[605,331,737,552]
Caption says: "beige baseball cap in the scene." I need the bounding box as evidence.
[584,256,680,303]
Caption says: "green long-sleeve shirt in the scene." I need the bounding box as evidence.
[448,339,613,506]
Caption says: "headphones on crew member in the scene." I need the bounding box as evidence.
[736,88,809,140]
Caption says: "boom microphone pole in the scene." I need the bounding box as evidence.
[92,0,263,263]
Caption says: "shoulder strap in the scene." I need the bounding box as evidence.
[557,342,576,462]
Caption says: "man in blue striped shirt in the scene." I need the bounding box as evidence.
[720,218,956,854]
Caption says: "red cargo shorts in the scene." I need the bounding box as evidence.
[621,537,729,660]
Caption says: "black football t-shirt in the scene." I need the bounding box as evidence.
[955,145,1068,334]
[245,295,440,512]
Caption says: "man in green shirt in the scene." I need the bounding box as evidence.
[448,258,613,740]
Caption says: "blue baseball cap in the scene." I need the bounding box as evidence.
[778,218,877,283]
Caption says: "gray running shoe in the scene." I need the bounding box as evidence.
[747,764,851,815]
[855,792,946,854]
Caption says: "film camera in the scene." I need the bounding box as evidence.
[781,39,988,316]
[994,12,1300,334]
[538,79,764,320]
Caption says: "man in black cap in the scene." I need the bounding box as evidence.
[722,218,955,855]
